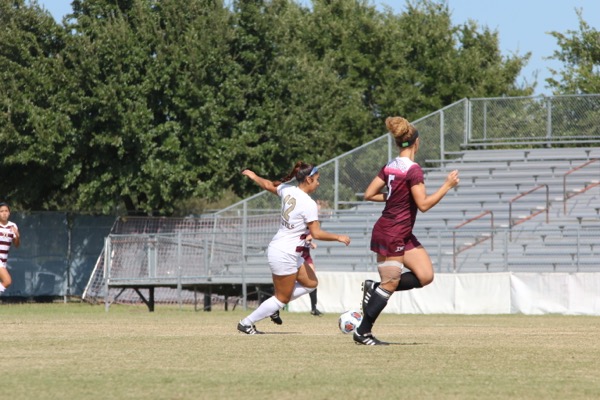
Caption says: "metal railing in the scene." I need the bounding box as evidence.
[452,210,494,271]
[508,184,549,240]
[99,224,600,281]
[563,159,600,214]
[216,94,600,216]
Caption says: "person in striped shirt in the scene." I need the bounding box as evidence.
[0,202,20,294]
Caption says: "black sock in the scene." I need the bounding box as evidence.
[396,271,423,291]
[309,288,317,310]
[368,272,422,293]
[357,287,391,335]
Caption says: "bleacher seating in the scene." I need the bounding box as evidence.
[309,147,600,273]
[88,146,599,308]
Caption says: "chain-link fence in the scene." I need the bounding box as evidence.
[91,221,600,307]
[467,95,600,146]
[5,94,598,305]
[3,213,114,300]
[216,94,600,216]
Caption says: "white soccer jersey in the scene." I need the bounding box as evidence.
[0,221,18,268]
[269,183,319,255]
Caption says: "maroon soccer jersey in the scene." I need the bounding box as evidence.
[370,157,424,256]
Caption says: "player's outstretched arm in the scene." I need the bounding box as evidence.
[241,169,278,195]
[307,221,350,246]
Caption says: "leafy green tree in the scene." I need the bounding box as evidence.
[60,0,238,215]
[0,0,70,209]
[296,0,532,139]
[228,0,377,197]
[1,0,537,214]
[60,0,163,214]
[547,9,600,94]
[373,0,532,120]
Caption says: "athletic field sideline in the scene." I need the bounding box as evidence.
[2,303,598,399]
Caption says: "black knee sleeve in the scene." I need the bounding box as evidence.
[396,271,423,291]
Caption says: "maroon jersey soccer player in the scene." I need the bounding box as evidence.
[354,116,460,346]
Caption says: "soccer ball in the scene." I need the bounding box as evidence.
[338,310,362,334]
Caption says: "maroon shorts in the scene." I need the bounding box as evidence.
[295,246,313,265]
[302,247,313,265]
[370,218,421,257]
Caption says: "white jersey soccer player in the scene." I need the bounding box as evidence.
[267,183,319,276]
[237,163,350,334]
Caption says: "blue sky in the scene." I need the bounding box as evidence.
[37,0,600,96]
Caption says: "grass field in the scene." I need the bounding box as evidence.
[2,303,599,400]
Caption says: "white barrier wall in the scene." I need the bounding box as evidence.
[286,272,600,316]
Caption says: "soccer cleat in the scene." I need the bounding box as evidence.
[237,321,264,335]
[353,331,389,346]
[270,311,283,325]
[310,308,323,316]
[361,279,376,311]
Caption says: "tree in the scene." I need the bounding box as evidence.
[547,9,600,94]
[59,0,239,215]
[228,0,377,197]
[373,0,532,120]
[1,0,536,214]
[0,0,71,210]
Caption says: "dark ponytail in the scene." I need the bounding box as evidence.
[273,161,315,187]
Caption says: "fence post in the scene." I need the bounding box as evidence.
[546,96,552,145]
[440,110,445,163]
[65,213,73,303]
[204,236,210,277]
[465,98,471,147]
[177,232,182,310]
[104,236,110,312]
[483,100,487,141]
[334,158,339,211]
[242,201,248,310]
[148,235,156,279]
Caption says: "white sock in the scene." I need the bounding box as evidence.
[0,283,5,293]
[242,296,285,325]
[290,282,315,301]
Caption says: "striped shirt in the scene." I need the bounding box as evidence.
[0,222,18,267]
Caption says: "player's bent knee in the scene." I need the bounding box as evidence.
[305,281,318,289]
[275,294,292,304]
[378,260,403,289]
[298,277,318,289]
[420,273,434,286]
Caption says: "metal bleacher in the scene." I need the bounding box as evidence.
[308,147,600,274]
[85,95,600,308]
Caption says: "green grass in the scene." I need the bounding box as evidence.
[2,303,599,399]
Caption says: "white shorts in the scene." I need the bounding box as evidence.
[267,246,303,276]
